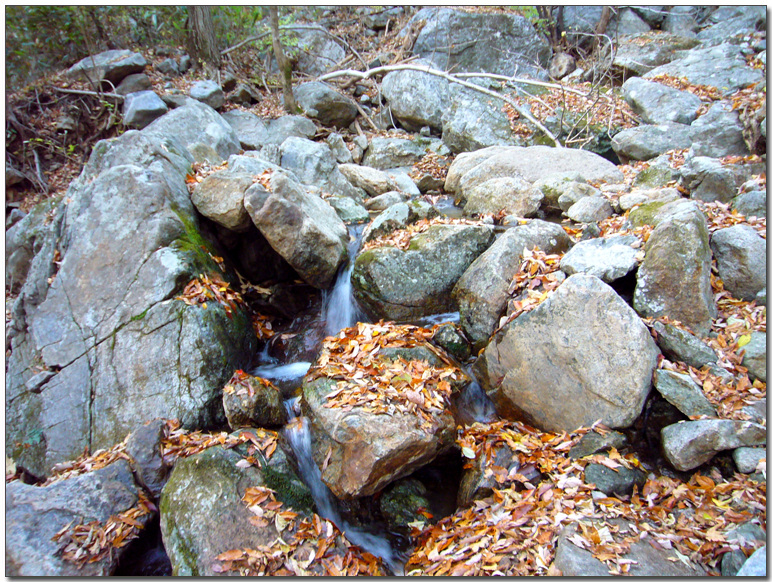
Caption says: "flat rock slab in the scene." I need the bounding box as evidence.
[661,419,766,471]
[560,235,639,283]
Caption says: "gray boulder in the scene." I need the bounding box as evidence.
[689,102,749,158]
[295,27,345,76]
[67,49,147,85]
[190,170,254,232]
[326,132,353,164]
[125,418,170,500]
[621,77,703,125]
[615,7,651,36]
[741,332,767,383]
[5,198,58,295]
[474,274,660,432]
[697,6,766,46]
[294,81,357,128]
[611,122,693,161]
[463,176,543,218]
[352,224,495,321]
[115,73,152,95]
[338,163,399,197]
[711,225,766,301]
[736,546,767,577]
[619,187,681,212]
[156,57,180,76]
[362,136,439,170]
[408,8,550,77]
[584,460,647,497]
[633,201,716,336]
[245,172,348,289]
[382,59,449,132]
[721,522,767,576]
[144,100,240,163]
[222,373,286,429]
[651,321,718,369]
[454,220,571,349]
[189,80,224,110]
[327,196,370,223]
[733,447,766,474]
[632,154,679,189]
[6,460,149,576]
[362,202,410,243]
[123,90,168,129]
[221,110,316,151]
[565,196,613,223]
[643,44,765,96]
[365,191,409,211]
[661,419,766,471]
[229,82,262,105]
[654,369,717,419]
[733,188,767,219]
[560,235,639,283]
[680,156,763,203]
[613,31,700,77]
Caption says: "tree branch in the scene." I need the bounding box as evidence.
[318,64,563,147]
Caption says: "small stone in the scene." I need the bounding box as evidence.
[189,80,225,110]
[741,332,766,382]
[569,430,629,459]
[733,447,766,474]
[584,460,647,497]
[653,369,717,419]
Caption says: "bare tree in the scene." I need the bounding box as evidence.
[186,6,221,73]
[269,6,297,113]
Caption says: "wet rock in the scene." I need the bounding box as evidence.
[294,82,357,128]
[338,163,399,197]
[661,419,766,471]
[454,220,571,348]
[733,447,766,474]
[222,373,286,430]
[431,323,471,363]
[633,201,716,336]
[621,77,702,125]
[565,196,613,223]
[244,172,348,290]
[125,418,170,500]
[560,235,639,283]
[115,73,152,96]
[381,59,449,132]
[568,430,628,460]
[584,460,647,497]
[710,225,766,301]
[67,49,147,85]
[612,31,700,76]
[689,102,749,158]
[380,479,430,530]
[653,369,717,419]
[741,332,766,383]
[475,274,660,432]
[457,443,520,507]
[190,170,254,232]
[6,460,148,575]
[352,224,495,321]
[651,321,718,369]
[463,176,543,218]
[611,122,694,162]
[189,80,224,110]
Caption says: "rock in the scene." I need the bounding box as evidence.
[689,102,749,158]
[463,176,543,218]
[229,82,262,105]
[741,332,767,383]
[338,163,399,197]
[295,27,345,77]
[221,110,316,151]
[680,157,763,203]
[160,444,311,576]
[67,49,147,85]
[352,224,495,321]
[733,447,766,474]
[327,196,370,224]
[736,546,767,576]
[733,188,767,218]
[633,155,679,189]
[222,373,286,429]
[721,522,767,576]
[661,419,766,471]
[584,460,647,497]
[190,170,254,232]
[326,133,352,164]
[453,220,571,348]
[385,168,423,197]
[123,90,168,129]
[612,32,700,76]
[565,196,613,223]
[382,59,449,132]
[662,6,699,37]
[380,479,431,531]
[621,77,703,125]
[554,518,705,576]
[115,73,152,95]
[431,322,472,362]
[408,8,550,78]
[630,6,668,27]
[364,191,408,211]
[125,418,170,501]
[227,153,282,176]
[619,187,681,212]
[245,172,348,290]
[189,80,224,110]
[697,6,766,45]
[633,201,716,336]
[549,52,576,79]
[568,430,628,459]
[362,137,437,170]
[444,146,511,194]
[531,173,586,211]
[611,122,693,162]
[5,199,57,295]
[711,225,766,301]
[653,369,717,419]
[361,202,409,243]
[651,321,718,369]
[441,82,520,153]
[562,6,615,48]
[178,54,192,73]
[294,81,357,128]
[559,235,639,283]
[615,7,651,35]
[643,44,765,96]
[301,344,463,499]
[6,460,149,575]
[144,99,240,163]
[156,57,180,76]
[266,115,317,145]
[474,274,660,432]
[458,443,520,507]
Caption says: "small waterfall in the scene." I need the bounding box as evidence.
[282,398,403,575]
[455,373,497,426]
[322,225,365,338]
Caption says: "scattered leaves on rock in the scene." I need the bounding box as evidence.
[175,273,245,317]
[361,216,486,252]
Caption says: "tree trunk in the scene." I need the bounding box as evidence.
[592,6,614,52]
[269,6,297,114]
[186,6,220,73]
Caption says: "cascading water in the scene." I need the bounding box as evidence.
[282,397,404,575]
[322,224,366,338]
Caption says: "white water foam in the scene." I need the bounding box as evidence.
[322,225,366,338]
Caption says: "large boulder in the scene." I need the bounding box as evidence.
[122,90,168,129]
[462,176,543,218]
[67,49,147,85]
[244,171,348,290]
[221,110,316,151]
[295,27,346,76]
[6,129,257,478]
[612,31,700,77]
[6,460,150,575]
[689,102,749,158]
[680,156,763,203]
[474,273,660,432]
[190,170,254,232]
[621,77,703,125]
[710,224,766,301]
[338,164,399,197]
[633,201,716,336]
[697,6,766,46]
[189,80,225,110]
[651,321,718,369]
[661,419,766,471]
[352,224,495,321]
[381,59,449,132]
[294,81,358,128]
[653,369,717,419]
[611,123,694,162]
[408,8,550,77]
[453,220,571,349]
[362,136,442,170]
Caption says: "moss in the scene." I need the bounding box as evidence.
[261,463,315,515]
[628,200,668,228]
[169,206,222,276]
[129,307,150,322]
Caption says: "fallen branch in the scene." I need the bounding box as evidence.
[318,64,562,147]
[53,87,124,100]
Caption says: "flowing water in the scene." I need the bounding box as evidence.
[322,224,366,338]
